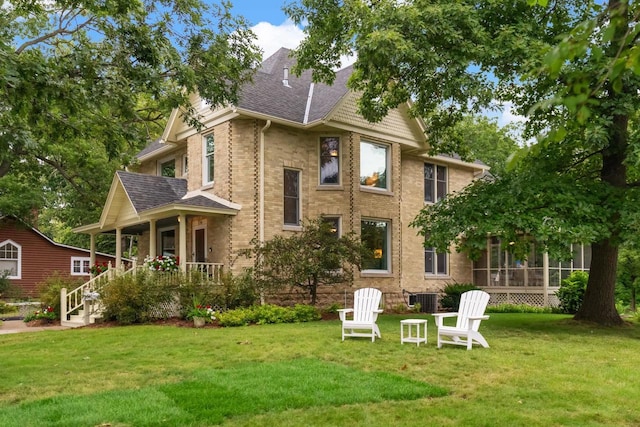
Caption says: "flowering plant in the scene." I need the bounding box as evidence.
[186,298,216,322]
[144,255,179,272]
[90,262,109,275]
[23,306,57,323]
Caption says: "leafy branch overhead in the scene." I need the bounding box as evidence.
[0,0,261,223]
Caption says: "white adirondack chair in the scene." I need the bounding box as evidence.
[433,290,490,350]
[338,287,383,342]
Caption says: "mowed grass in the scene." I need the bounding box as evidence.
[1,313,639,426]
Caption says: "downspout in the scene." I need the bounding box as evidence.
[259,120,271,305]
[259,120,271,242]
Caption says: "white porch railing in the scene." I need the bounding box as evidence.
[185,262,224,281]
[61,260,224,327]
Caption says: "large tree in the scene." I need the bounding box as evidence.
[1,0,261,226]
[285,0,640,325]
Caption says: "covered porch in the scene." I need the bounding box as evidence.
[73,170,241,274]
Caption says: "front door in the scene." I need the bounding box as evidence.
[194,228,206,262]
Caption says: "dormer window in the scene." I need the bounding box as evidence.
[159,158,176,177]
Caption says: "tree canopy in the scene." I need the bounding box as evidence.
[1,0,261,229]
[286,0,640,325]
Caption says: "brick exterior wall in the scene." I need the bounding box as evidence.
[134,119,479,309]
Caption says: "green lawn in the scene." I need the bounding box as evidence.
[1,313,639,426]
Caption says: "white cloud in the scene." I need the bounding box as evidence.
[251,19,305,60]
[251,20,357,68]
[497,101,527,127]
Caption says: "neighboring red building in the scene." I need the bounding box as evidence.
[0,215,117,297]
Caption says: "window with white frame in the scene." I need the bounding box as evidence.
[284,168,300,226]
[319,136,340,185]
[360,141,389,190]
[203,134,215,184]
[71,257,91,275]
[424,236,447,275]
[424,163,447,203]
[0,240,20,279]
[361,219,390,272]
[182,155,189,177]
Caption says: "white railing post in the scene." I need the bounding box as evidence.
[61,287,67,322]
[83,298,90,325]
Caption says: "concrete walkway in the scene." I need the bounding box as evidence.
[0,319,71,334]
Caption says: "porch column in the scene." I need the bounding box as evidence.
[179,213,187,272]
[116,227,122,268]
[543,252,550,306]
[89,233,96,268]
[149,219,157,259]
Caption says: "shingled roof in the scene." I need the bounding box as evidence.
[116,171,237,213]
[236,47,352,124]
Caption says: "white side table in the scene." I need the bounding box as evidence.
[400,319,428,346]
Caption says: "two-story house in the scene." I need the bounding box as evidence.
[74,48,488,308]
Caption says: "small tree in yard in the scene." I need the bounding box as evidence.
[241,218,367,305]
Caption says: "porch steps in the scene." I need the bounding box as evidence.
[61,309,103,328]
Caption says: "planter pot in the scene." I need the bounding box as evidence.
[193,317,206,328]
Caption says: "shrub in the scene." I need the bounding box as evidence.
[36,272,83,318]
[485,304,553,314]
[23,305,57,323]
[101,271,177,324]
[217,304,321,327]
[556,271,589,314]
[440,283,480,311]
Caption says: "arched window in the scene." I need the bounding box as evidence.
[0,240,21,279]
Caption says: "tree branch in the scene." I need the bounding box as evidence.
[15,10,94,54]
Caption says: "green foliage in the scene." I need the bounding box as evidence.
[285,0,636,325]
[240,217,366,305]
[0,271,18,299]
[485,304,554,314]
[217,304,321,327]
[23,306,56,323]
[439,283,480,311]
[0,301,17,315]
[0,0,261,227]
[176,270,258,316]
[101,271,178,325]
[556,271,589,314]
[36,272,83,317]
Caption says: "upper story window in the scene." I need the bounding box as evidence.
[71,257,91,276]
[203,134,215,184]
[159,158,176,177]
[424,163,447,203]
[360,141,389,190]
[284,168,300,226]
[182,155,189,177]
[361,219,390,272]
[0,240,20,279]
[319,136,340,185]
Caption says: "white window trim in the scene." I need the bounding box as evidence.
[319,136,341,186]
[71,256,91,276]
[203,133,215,185]
[360,140,391,192]
[322,216,342,237]
[0,239,21,280]
[424,247,448,277]
[284,168,302,227]
[182,154,189,178]
[361,218,391,274]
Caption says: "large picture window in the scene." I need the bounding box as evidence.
[0,240,20,279]
[360,141,389,190]
[204,134,215,184]
[361,219,390,272]
[424,163,447,203]
[319,136,340,185]
[284,169,300,226]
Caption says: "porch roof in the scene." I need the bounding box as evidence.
[73,171,240,235]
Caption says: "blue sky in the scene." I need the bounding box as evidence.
[229,0,524,129]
